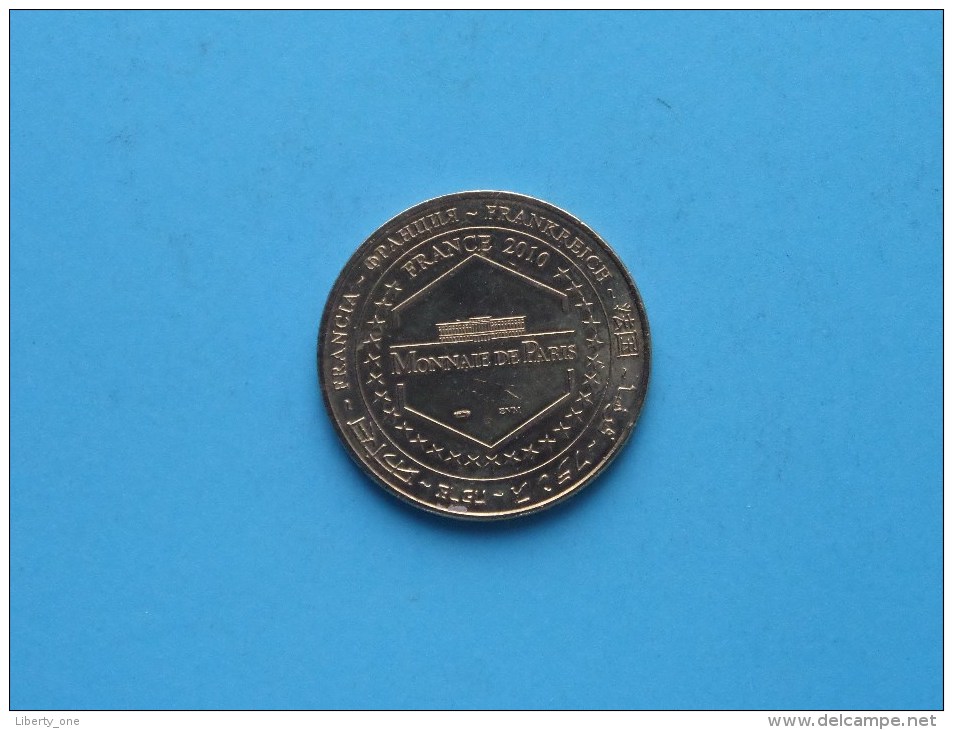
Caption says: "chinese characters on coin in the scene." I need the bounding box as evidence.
[318,192,650,519]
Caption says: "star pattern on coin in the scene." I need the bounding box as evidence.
[354,226,616,480]
[529,267,610,448]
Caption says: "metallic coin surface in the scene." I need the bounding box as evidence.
[318,191,650,519]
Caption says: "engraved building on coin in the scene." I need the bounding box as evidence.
[318,192,650,519]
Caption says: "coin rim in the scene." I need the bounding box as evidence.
[318,190,652,520]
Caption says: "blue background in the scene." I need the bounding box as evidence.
[11,11,942,710]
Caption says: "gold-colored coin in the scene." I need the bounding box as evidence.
[319,191,650,519]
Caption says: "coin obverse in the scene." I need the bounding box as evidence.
[318,191,650,519]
